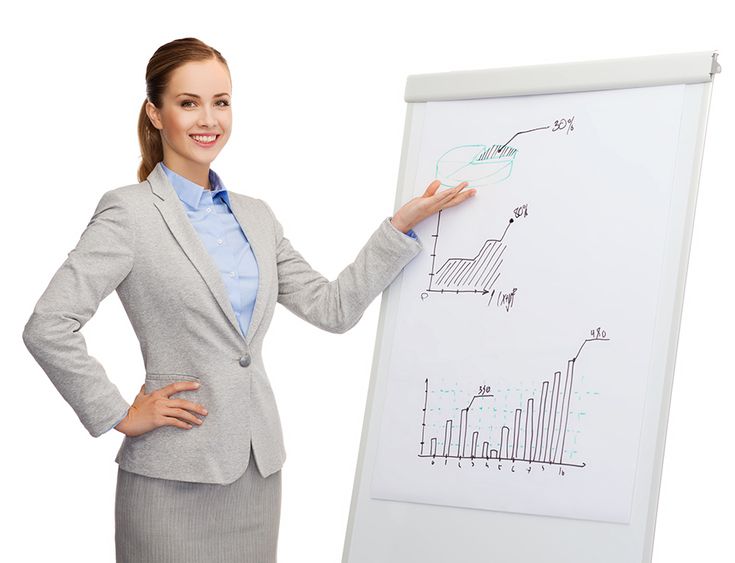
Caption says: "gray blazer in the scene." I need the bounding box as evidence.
[22,161,423,484]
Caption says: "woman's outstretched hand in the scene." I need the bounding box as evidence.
[390,180,476,234]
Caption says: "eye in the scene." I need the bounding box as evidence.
[180,99,229,108]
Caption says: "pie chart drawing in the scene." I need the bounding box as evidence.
[435,144,518,187]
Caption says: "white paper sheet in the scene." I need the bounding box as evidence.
[369,83,687,524]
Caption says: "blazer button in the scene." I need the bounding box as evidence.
[239,354,251,367]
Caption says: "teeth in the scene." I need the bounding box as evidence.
[191,135,217,142]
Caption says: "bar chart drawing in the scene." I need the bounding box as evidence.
[418,328,609,469]
[368,84,689,524]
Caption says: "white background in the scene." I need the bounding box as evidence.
[3,1,732,561]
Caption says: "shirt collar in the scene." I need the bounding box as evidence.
[160,162,231,210]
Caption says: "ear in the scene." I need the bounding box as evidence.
[145,100,163,130]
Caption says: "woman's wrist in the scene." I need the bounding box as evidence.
[390,216,412,234]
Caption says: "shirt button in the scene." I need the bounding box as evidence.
[206,207,212,213]
[239,354,251,367]
[217,239,223,245]
[229,271,236,278]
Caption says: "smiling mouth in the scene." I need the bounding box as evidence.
[189,134,220,147]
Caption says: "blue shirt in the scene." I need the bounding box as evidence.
[103,163,416,433]
[162,162,260,340]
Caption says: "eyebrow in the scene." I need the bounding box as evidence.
[176,92,231,98]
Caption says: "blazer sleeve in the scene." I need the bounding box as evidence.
[261,199,423,334]
[22,189,135,438]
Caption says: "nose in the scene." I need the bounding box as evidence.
[197,106,217,128]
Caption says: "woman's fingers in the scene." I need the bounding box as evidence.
[432,185,464,204]
[438,181,469,199]
[424,180,468,201]
[160,415,195,430]
[441,188,477,209]
[161,406,203,428]
[426,182,471,211]
[422,179,441,197]
[396,181,473,228]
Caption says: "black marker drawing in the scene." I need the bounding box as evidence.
[418,327,608,472]
[433,117,574,188]
[426,211,512,294]
[435,143,519,187]
[419,116,574,305]
[420,203,528,308]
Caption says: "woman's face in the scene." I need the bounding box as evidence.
[146,58,232,170]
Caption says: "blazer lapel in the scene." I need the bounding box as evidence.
[146,162,266,345]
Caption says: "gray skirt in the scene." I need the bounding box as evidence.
[115,445,281,563]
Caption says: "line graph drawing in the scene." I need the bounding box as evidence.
[417,328,608,471]
[369,85,691,525]
[420,116,574,305]
[425,211,513,296]
[421,203,528,308]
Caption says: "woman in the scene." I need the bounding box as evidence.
[22,37,475,562]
